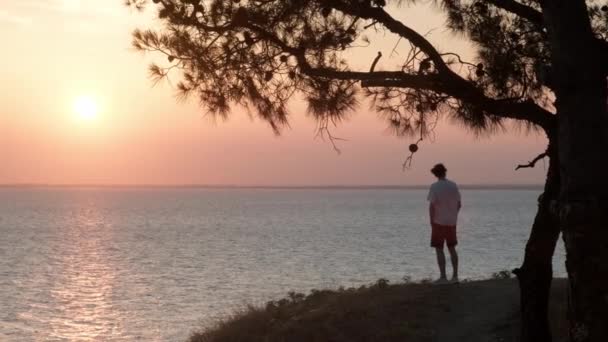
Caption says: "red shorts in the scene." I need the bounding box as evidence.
[431,223,457,248]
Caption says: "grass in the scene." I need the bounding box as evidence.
[189,277,568,342]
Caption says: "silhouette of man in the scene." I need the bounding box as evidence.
[427,163,461,284]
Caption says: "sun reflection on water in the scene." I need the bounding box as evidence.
[46,205,124,341]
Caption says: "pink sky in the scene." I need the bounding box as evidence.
[0,0,548,186]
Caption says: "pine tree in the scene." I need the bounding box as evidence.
[125,1,608,340]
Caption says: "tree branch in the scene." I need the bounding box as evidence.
[515,151,548,170]
[485,0,608,75]
[370,51,382,72]
[325,2,556,131]
[328,2,451,74]
[199,5,556,134]
[486,0,543,26]
[362,78,555,132]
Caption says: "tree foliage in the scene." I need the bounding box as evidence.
[125,0,606,143]
[125,3,608,341]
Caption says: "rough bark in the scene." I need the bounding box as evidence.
[513,141,560,342]
[541,1,608,341]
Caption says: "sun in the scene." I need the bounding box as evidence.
[73,96,99,121]
[62,0,81,12]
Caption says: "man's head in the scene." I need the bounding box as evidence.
[431,163,447,179]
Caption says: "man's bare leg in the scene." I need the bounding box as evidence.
[435,247,447,281]
[448,246,459,282]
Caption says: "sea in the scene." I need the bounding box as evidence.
[0,187,566,341]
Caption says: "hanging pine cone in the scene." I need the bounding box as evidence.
[475,63,484,77]
[244,32,254,46]
[264,71,273,82]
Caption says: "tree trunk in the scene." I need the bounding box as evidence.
[514,141,561,342]
[540,1,608,341]
[558,93,608,342]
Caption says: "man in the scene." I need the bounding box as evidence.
[427,163,461,284]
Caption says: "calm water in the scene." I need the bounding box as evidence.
[0,187,566,341]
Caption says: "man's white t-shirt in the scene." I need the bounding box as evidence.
[427,179,461,226]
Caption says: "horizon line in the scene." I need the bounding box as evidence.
[0,183,544,190]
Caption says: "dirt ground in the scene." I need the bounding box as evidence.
[190,278,569,342]
[433,278,567,342]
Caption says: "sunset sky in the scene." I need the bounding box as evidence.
[0,0,548,186]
